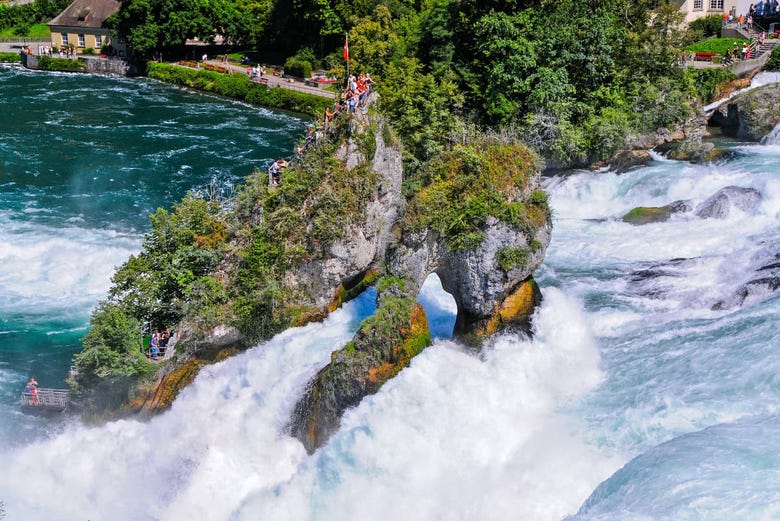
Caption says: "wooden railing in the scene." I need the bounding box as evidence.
[20,388,70,410]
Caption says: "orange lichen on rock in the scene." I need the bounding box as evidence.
[481,278,538,337]
[129,347,239,413]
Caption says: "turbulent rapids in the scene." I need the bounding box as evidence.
[2,66,780,519]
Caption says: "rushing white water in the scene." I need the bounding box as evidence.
[0,279,611,520]
[0,211,140,318]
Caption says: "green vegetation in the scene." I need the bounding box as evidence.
[36,55,87,71]
[0,0,68,35]
[685,67,736,102]
[99,0,723,167]
[147,62,331,116]
[496,246,531,271]
[765,45,780,71]
[0,22,50,37]
[688,14,724,38]
[404,136,546,251]
[0,51,19,62]
[685,38,748,55]
[69,0,729,405]
[74,113,381,386]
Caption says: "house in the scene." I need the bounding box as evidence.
[48,0,124,55]
[677,0,761,24]
[676,0,727,24]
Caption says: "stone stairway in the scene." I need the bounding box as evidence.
[756,39,780,58]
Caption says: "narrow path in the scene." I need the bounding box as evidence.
[198,59,337,99]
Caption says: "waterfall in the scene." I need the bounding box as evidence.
[761,123,780,145]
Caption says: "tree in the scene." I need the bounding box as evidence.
[111,0,243,58]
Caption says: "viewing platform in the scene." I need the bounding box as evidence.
[20,388,70,412]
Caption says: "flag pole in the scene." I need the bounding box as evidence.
[344,32,350,89]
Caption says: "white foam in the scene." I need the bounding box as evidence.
[235,288,620,521]
[0,214,140,317]
[0,286,621,521]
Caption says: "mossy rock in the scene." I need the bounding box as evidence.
[621,200,692,225]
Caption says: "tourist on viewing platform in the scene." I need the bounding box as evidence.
[25,377,39,404]
[150,331,160,360]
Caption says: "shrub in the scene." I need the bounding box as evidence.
[0,51,19,62]
[685,67,737,102]
[689,15,724,38]
[497,246,531,271]
[81,47,95,55]
[765,45,780,71]
[36,55,86,71]
[403,138,542,251]
[284,57,313,79]
[146,62,331,116]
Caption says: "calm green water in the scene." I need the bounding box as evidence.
[0,64,306,444]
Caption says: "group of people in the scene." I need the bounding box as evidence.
[149,328,172,360]
[23,377,39,404]
[725,11,755,31]
[723,41,752,63]
[266,72,376,188]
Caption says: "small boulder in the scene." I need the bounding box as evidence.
[621,200,692,225]
[694,186,762,219]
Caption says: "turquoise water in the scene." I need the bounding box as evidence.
[0,65,306,445]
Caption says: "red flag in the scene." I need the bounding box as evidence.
[343,35,350,62]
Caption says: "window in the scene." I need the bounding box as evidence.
[709,0,723,9]
[78,34,85,47]
[694,0,703,9]
[61,33,68,46]
[95,35,102,48]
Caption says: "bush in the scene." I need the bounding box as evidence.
[36,55,86,71]
[147,62,331,116]
[0,51,19,62]
[284,57,313,79]
[765,45,780,71]
[685,67,736,102]
[689,15,724,38]
[81,47,96,55]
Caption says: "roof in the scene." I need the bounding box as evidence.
[48,0,120,29]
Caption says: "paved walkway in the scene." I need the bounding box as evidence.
[199,59,336,99]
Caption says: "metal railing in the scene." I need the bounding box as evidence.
[21,388,70,410]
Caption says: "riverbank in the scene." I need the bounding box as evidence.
[147,62,332,117]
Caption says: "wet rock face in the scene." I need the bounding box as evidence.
[289,110,405,311]
[289,298,430,453]
[709,84,780,141]
[694,186,762,219]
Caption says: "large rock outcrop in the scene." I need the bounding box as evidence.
[108,95,552,451]
[288,135,552,452]
[708,83,780,141]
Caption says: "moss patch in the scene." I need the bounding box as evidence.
[404,138,545,251]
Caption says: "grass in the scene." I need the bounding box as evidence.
[0,23,51,38]
[686,38,749,55]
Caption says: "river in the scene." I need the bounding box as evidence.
[1,64,779,520]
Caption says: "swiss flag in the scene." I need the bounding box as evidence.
[343,34,350,62]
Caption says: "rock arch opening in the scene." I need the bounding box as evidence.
[416,273,456,340]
